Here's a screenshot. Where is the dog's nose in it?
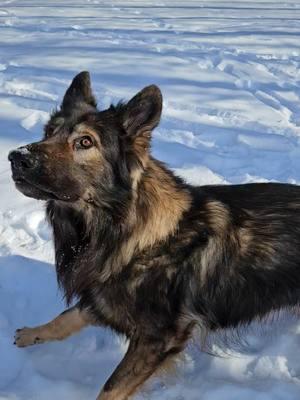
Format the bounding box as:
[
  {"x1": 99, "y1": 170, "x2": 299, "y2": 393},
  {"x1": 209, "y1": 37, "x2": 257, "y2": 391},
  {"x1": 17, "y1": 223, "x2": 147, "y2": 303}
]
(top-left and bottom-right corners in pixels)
[{"x1": 8, "y1": 147, "x2": 38, "y2": 170}]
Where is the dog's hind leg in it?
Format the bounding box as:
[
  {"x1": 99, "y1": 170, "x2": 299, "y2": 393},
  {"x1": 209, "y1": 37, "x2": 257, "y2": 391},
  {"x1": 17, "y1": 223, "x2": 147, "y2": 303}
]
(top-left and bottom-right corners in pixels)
[{"x1": 14, "y1": 305, "x2": 93, "y2": 348}]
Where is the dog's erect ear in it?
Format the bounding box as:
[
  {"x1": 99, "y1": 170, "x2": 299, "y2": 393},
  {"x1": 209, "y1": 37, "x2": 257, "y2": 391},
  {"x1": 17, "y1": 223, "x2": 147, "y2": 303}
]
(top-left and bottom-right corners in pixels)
[
  {"x1": 122, "y1": 85, "x2": 162, "y2": 139},
  {"x1": 61, "y1": 71, "x2": 97, "y2": 112}
]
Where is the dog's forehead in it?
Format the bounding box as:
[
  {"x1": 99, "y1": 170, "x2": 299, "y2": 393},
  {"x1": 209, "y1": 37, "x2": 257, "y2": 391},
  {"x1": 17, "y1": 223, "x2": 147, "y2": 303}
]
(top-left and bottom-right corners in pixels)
[
  {"x1": 48, "y1": 107, "x2": 96, "y2": 136},
  {"x1": 52, "y1": 116, "x2": 65, "y2": 131},
  {"x1": 45, "y1": 104, "x2": 119, "y2": 142},
  {"x1": 45, "y1": 116, "x2": 68, "y2": 138}
]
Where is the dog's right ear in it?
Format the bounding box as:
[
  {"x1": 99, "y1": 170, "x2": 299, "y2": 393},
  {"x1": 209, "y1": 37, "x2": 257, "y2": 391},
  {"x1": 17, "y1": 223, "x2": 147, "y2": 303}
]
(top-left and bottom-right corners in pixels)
[{"x1": 61, "y1": 71, "x2": 97, "y2": 113}]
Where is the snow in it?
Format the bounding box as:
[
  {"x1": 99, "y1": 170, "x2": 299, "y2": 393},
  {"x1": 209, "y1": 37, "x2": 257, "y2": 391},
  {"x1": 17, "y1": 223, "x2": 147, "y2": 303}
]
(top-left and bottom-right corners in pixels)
[{"x1": 1, "y1": 0, "x2": 300, "y2": 398}]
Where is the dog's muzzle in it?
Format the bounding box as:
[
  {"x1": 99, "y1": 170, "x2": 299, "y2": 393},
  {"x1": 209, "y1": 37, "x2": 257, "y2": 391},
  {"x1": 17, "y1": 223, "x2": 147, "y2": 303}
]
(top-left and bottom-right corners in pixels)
[{"x1": 8, "y1": 146, "x2": 39, "y2": 179}]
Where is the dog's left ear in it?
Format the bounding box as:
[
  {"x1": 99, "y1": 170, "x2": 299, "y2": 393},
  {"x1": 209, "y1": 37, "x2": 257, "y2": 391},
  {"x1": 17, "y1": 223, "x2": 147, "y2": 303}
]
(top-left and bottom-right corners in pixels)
[
  {"x1": 122, "y1": 85, "x2": 162, "y2": 140},
  {"x1": 61, "y1": 71, "x2": 97, "y2": 113}
]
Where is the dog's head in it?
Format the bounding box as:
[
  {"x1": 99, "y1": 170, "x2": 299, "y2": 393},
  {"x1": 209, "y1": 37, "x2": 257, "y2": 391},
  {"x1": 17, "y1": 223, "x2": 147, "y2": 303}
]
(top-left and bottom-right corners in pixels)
[{"x1": 8, "y1": 72, "x2": 162, "y2": 206}]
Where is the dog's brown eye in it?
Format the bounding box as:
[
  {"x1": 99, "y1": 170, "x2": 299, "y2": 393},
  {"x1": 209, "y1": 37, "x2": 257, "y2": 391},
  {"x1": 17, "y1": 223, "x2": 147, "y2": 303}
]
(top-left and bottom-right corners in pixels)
[{"x1": 75, "y1": 136, "x2": 94, "y2": 150}]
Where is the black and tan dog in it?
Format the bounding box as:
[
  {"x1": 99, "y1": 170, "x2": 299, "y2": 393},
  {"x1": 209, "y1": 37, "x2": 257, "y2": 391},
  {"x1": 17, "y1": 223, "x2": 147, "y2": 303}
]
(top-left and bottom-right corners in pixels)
[{"x1": 8, "y1": 71, "x2": 300, "y2": 399}]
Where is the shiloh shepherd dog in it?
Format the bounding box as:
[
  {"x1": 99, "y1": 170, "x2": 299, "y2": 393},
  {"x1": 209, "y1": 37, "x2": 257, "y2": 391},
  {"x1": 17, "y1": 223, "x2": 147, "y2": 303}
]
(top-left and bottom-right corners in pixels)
[{"x1": 9, "y1": 71, "x2": 300, "y2": 399}]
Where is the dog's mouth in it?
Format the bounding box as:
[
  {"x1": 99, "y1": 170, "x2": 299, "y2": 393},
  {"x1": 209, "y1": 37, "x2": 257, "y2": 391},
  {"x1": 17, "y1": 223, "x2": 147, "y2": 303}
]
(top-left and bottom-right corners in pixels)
[{"x1": 13, "y1": 176, "x2": 77, "y2": 202}]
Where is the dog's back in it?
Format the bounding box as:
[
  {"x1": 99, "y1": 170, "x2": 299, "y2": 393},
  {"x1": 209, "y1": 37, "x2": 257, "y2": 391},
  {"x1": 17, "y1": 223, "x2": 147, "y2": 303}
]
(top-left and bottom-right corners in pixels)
[{"x1": 186, "y1": 182, "x2": 300, "y2": 330}]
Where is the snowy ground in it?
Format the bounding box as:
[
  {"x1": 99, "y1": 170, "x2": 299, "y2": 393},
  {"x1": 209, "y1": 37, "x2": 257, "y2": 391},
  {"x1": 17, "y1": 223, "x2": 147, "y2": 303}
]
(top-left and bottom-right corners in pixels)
[{"x1": 1, "y1": 0, "x2": 300, "y2": 399}]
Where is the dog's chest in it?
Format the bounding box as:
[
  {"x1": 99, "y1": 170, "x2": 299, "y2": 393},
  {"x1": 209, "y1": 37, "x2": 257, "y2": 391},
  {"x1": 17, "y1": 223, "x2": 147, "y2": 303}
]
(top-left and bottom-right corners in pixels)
[{"x1": 83, "y1": 261, "x2": 185, "y2": 337}]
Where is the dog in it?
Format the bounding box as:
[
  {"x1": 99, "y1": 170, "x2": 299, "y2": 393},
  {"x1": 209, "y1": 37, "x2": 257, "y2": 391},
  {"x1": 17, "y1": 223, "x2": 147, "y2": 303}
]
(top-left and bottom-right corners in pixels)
[{"x1": 8, "y1": 71, "x2": 300, "y2": 399}]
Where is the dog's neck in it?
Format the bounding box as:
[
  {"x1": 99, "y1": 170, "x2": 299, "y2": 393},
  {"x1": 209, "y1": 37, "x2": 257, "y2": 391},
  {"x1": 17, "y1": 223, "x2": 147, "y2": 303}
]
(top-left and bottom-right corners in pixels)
[
  {"x1": 133, "y1": 158, "x2": 192, "y2": 250},
  {"x1": 95, "y1": 158, "x2": 192, "y2": 281},
  {"x1": 48, "y1": 158, "x2": 192, "y2": 299}
]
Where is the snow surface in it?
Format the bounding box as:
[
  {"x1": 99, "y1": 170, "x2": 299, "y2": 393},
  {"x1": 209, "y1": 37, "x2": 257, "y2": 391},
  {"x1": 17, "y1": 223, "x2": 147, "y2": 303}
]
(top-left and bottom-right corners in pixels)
[{"x1": 1, "y1": 0, "x2": 300, "y2": 399}]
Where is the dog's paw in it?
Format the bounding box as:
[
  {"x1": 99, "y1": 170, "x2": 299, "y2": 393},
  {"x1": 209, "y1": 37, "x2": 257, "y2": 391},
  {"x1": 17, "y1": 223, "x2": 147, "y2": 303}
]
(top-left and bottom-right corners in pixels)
[{"x1": 14, "y1": 327, "x2": 44, "y2": 348}]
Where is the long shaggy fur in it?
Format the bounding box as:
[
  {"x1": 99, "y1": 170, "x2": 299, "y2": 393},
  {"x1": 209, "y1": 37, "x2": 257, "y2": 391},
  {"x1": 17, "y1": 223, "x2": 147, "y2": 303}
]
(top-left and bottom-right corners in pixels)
[{"x1": 9, "y1": 71, "x2": 300, "y2": 399}]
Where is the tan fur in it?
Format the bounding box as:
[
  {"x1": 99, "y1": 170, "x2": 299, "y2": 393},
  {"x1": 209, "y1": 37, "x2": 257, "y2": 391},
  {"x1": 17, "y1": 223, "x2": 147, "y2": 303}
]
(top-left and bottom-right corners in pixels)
[
  {"x1": 255, "y1": 236, "x2": 277, "y2": 261},
  {"x1": 205, "y1": 200, "x2": 230, "y2": 233},
  {"x1": 199, "y1": 236, "x2": 224, "y2": 281},
  {"x1": 239, "y1": 212, "x2": 276, "y2": 261},
  {"x1": 129, "y1": 132, "x2": 151, "y2": 190},
  {"x1": 97, "y1": 389, "x2": 129, "y2": 400},
  {"x1": 100, "y1": 160, "x2": 192, "y2": 281},
  {"x1": 96, "y1": 341, "x2": 162, "y2": 400},
  {"x1": 237, "y1": 226, "x2": 253, "y2": 255},
  {"x1": 97, "y1": 353, "x2": 184, "y2": 400},
  {"x1": 188, "y1": 200, "x2": 230, "y2": 280},
  {"x1": 136, "y1": 161, "x2": 191, "y2": 250},
  {"x1": 130, "y1": 166, "x2": 144, "y2": 192},
  {"x1": 14, "y1": 306, "x2": 93, "y2": 347},
  {"x1": 198, "y1": 201, "x2": 257, "y2": 280},
  {"x1": 96, "y1": 328, "x2": 192, "y2": 400}
]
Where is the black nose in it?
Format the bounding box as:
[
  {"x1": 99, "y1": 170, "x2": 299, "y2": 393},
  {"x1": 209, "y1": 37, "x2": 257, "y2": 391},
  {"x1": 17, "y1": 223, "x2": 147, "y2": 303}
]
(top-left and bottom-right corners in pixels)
[{"x1": 8, "y1": 148, "x2": 38, "y2": 170}]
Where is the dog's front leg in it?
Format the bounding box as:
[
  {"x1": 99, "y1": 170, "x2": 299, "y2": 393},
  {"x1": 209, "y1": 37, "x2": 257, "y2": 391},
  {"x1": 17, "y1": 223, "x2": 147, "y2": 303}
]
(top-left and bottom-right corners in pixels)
[
  {"x1": 97, "y1": 334, "x2": 187, "y2": 400},
  {"x1": 14, "y1": 304, "x2": 93, "y2": 347}
]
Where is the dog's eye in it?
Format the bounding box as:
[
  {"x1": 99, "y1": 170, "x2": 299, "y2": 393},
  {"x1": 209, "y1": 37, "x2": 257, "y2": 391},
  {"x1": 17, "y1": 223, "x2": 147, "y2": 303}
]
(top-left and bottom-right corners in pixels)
[{"x1": 75, "y1": 136, "x2": 94, "y2": 150}]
